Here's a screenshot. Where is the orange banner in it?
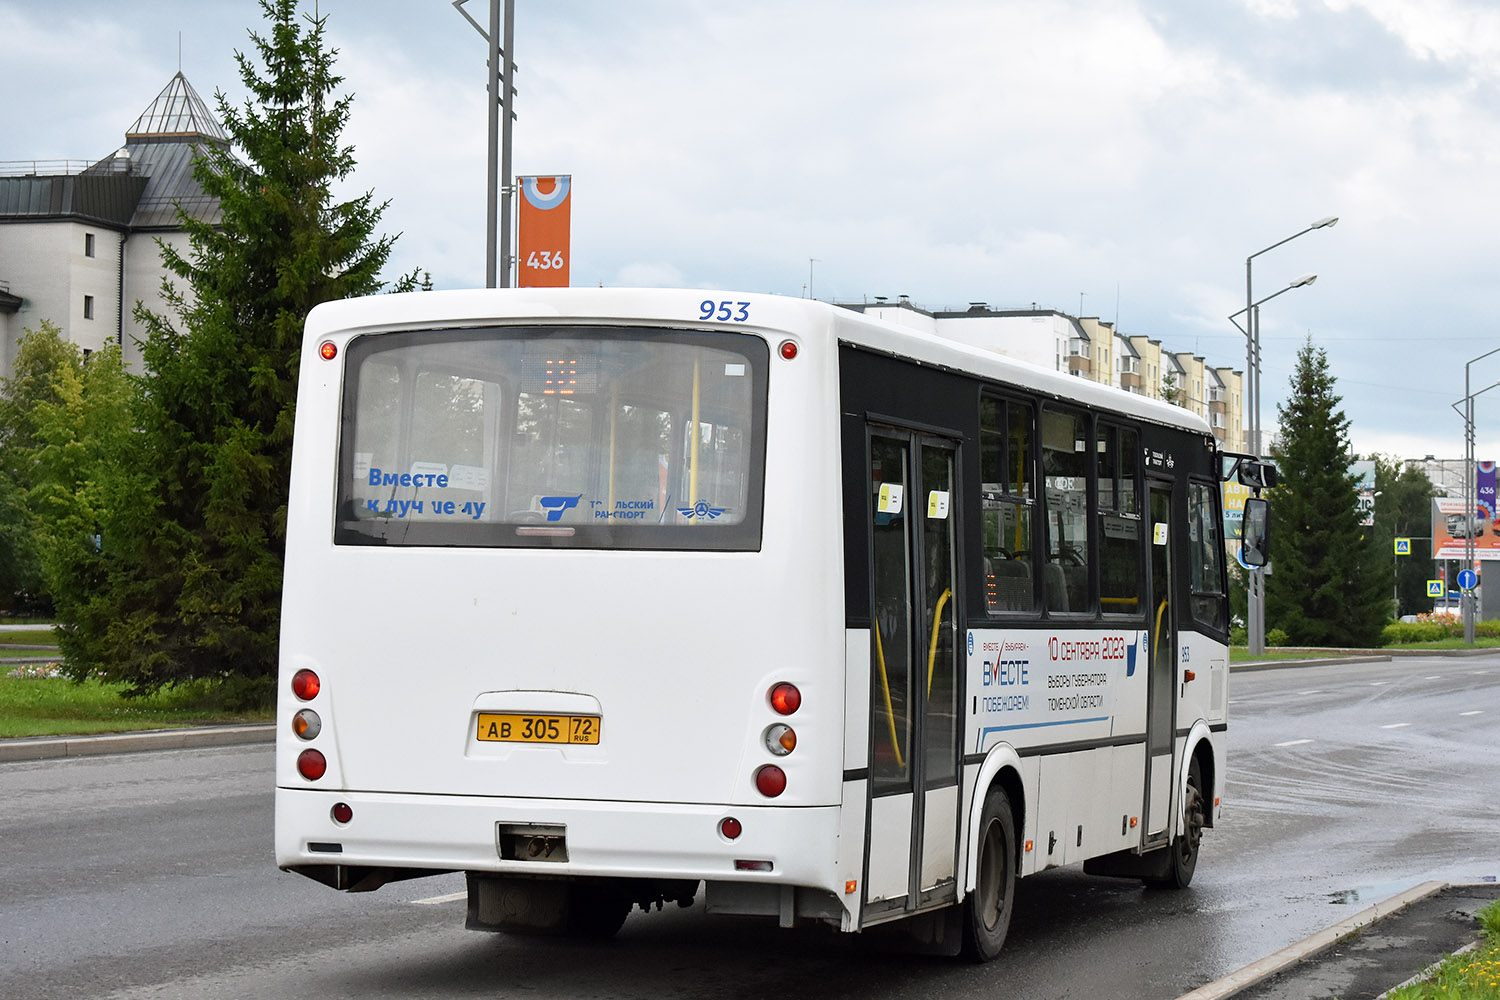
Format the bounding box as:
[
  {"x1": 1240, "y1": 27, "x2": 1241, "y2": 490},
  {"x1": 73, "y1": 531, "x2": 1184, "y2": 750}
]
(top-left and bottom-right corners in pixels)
[{"x1": 517, "y1": 175, "x2": 571, "y2": 287}]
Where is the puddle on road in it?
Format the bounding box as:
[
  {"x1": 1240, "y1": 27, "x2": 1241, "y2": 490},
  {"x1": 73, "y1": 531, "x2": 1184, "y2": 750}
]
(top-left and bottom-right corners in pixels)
[{"x1": 1326, "y1": 879, "x2": 1418, "y2": 905}]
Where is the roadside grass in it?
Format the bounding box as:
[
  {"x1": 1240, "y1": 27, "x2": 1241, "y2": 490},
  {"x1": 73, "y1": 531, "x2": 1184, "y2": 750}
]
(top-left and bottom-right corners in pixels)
[
  {"x1": 0, "y1": 676, "x2": 272, "y2": 739},
  {"x1": 0, "y1": 629, "x2": 59, "y2": 645},
  {"x1": 1383, "y1": 899, "x2": 1500, "y2": 999}
]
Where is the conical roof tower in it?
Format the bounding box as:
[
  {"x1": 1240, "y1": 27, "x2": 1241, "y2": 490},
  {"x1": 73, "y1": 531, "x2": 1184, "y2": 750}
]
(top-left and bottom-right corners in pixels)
[{"x1": 84, "y1": 71, "x2": 229, "y2": 228}]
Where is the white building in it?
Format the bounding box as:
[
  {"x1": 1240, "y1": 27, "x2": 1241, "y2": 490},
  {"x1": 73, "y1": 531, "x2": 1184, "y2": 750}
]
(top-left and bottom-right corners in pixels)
[{"x1": 0, "y1": 72, "x2": 225, "y2": 375}]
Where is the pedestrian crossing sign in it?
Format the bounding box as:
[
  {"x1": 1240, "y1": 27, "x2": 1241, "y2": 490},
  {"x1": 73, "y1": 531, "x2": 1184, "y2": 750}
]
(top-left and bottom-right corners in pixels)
[
  {"x1": 1394, "y1": 537, "x2": 1411, "y2": 555},
  {"x1": 1427, "y1": 579, "x2": 1444, "y2": 598}
]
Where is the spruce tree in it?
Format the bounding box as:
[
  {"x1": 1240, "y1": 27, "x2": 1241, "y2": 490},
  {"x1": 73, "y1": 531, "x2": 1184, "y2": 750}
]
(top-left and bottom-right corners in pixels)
[
  {"x1": 60, "y1": 0, "x2": 414, "y2": 697},
  {"x1": 1265, "y1": 339, "x2": 1388, "y2": 646}
]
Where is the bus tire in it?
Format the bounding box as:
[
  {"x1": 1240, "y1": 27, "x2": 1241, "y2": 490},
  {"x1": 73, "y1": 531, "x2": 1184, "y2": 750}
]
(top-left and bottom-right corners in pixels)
[
  {"x1": 565, "y1": 883, "x2": 631, "y2": 939},
  {"x1": 962, "y1": 788, "x2": 1016, "y2": 962},
  {"x1": 1153, "y1": 757, "x2": 1205, "y2": 890}
]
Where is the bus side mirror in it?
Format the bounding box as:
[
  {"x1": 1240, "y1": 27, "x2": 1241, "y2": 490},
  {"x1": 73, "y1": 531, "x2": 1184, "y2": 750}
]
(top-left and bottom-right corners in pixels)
[
  {"x1": 1241, "y1": 497, "x2": 1270, "y2": 568},
  {"x1": 1237, "y1": 461, "x2": 1278, "y2": 491}
]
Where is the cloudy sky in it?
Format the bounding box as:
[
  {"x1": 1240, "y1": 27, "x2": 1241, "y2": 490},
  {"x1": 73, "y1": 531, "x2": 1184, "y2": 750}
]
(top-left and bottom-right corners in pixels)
[{"x1": 5, "y1": 0, "x2": 1500, "y2": 462}]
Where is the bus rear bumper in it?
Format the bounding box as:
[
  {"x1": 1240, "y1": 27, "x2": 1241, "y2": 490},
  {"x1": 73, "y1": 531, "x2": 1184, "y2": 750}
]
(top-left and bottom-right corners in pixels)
[{"x1": 274, "y1": 786, "x2": 847, "y2": 893}]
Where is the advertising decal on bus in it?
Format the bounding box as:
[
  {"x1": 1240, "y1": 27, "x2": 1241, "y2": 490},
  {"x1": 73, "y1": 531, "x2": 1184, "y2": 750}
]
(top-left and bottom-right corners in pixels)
[{"x1": 969, "y1": 629, "x2": 1147, "y2": 754}]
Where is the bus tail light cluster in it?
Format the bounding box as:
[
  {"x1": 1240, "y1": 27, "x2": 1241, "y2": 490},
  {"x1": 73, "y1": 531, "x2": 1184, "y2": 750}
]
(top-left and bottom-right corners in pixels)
[
  {"x1": 291, "y1": 668, "x2": 327, "y2": 782},
  {"x1": 754, "y1": 682, "x2": 801, "y2": 798}
]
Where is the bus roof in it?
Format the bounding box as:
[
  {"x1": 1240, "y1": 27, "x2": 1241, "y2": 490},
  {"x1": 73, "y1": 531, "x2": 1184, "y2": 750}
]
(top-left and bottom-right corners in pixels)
[{"x1": 305, "y1": 287, "x2": 1215, "y2": 439}]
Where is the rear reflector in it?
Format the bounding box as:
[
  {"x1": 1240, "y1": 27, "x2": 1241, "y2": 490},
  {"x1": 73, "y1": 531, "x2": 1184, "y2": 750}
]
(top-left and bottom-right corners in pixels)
[
  {"x1": 734, "y1": 860, "x2": 773, "y2": 872},
  {"x1": 331, "y1": 802, "x2": 353, "y2": 824},
  {"x1": 719, "y1": 817, "x2": 742, "y2": 840}
]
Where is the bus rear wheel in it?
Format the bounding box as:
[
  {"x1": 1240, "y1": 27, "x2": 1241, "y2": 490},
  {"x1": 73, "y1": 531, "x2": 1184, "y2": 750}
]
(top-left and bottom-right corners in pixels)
[{"x1": 962, "y1": 788, "x2": 1016, "y2": 962}]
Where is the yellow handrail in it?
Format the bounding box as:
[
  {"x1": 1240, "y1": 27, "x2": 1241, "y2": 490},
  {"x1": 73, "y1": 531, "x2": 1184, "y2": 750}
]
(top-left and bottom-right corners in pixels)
[
  {"x1": 1152, "y1": 598, "x2": 1170, "y2": 666},
  {"x1": 926, "y1": 587, "x2": 952, "y2": 698},
  {"x1": 872, "y1": 623, "x2": 905, "y2": 769}
]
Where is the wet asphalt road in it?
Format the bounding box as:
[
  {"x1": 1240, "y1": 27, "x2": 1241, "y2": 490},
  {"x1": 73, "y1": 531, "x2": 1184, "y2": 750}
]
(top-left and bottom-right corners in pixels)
[{"x1": 1, "y1": 653, "x2": 1496, "y2": 999}]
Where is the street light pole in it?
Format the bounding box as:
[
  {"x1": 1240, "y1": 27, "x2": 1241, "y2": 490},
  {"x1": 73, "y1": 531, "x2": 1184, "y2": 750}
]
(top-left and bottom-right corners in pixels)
[
  {"x1": 454, "y1": 0, "x2": 517, "y2": 288},
  {"x1": 1452, "y1": 349, "x2": 1500, "y2": 644},
  {"x1": 1238, "y1": 217, "x2": 1337, "y2": 656}
]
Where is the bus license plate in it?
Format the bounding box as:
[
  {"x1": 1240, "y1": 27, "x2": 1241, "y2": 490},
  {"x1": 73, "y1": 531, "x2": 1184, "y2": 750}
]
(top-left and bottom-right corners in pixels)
[{"x1": 475, "y1": 713, "x2": 600, "y2": 745}]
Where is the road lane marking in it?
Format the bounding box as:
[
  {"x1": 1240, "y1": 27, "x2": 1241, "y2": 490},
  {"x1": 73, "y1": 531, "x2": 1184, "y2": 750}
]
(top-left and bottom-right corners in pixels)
[
  {"x1": 413, "y1": 891, "x2": 468, "y2": 905},
  {"x1": 1274, "y1": 739, "x2": 1314, "y2": 747},
  {"x1": 1370, "y1": 681, "x2": 1390, "y2": 686},
  {"x1": 1297, "y1": 690, "x2": 1324, "y2": 695},
  {"x1": 1425, "y1": 675, "x2": 1443, "y2": 680},
  {"x1": 1461, "y1": 710, "x2": 1484, "y2": 717},
  {"x1": 1380, "y1": 723, "x2": 1410, "y2": 729}
]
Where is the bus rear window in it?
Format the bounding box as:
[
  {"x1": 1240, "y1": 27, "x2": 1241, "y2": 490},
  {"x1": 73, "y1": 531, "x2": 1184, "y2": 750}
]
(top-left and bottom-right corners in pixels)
[{"x1": 336, "y1": 326, "x2": 768, "y2": 550}]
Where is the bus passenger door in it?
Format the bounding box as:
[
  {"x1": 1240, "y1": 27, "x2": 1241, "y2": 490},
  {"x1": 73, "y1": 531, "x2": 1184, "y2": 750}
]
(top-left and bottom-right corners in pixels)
[
  {"x1": 865, "y1": 430, "x2": 962, "y2": 917},
  {"x1": 1144, "y1": 481, "x2": 1177, "y2": 845}
]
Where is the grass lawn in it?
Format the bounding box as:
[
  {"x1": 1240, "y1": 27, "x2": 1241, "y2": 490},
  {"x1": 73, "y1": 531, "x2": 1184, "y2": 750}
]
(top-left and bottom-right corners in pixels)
[
  {"x1": 0, "y1": 629, "x2": 59, "y2": 645},
  {"x1": 0, "y1": 676, "x2": 272, "y2": 739}
]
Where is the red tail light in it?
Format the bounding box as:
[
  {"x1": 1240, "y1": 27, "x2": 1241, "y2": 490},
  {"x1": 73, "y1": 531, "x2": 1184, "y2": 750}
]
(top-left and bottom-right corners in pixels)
[
  {"x1": 297, "y1": 749, "x2": 327, "y2": 781},
  {"x1": 719, "y1": 817, "x2": 742, "y2": 840},
  {"x1": 755, "y1": 764, "x2": 787, "y2": 797},
  {"x1": 331, "y1": 802, "x2": 353, "y2": 824},
  {"x1": 769, "y1": 682, "x2": 801, "y2": 715},
  {"x1": 292, "y1": 669, "x2": 320, "y2": 700}
]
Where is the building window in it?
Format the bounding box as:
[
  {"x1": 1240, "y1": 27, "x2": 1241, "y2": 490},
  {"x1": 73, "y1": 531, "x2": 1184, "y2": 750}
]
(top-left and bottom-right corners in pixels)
[
  {"x1": 84, "y1": 295, "x2": 95, "y2": 320},
  {"x1": 85, "y1": 233, "x2": 96, "y2": 257}
]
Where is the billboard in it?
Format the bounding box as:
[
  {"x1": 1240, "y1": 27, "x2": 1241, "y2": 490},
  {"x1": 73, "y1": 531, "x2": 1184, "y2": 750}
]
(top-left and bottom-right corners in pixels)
[
  {"x1": 516, "y1": 175, "x2": 571, "y2": 288},
  {"x1": 1221, "y1": 481, "x2": 1253, "y2": 540},
  {"x1": 1431, "y1": 495, "x2": 1500, "y2": 560}
]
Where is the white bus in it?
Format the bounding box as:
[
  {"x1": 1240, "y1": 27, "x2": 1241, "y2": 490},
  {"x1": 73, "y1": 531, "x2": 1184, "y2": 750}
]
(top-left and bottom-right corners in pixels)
[{"x1": 275, "y1": 288, "x2": 1238, "y2": 959}]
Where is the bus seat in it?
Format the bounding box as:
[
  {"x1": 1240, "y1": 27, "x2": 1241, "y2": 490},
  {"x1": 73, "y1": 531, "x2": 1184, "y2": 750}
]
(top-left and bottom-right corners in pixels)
[{"x1": 1043, "y1": 563, "x2": 1069, "y2": 613}]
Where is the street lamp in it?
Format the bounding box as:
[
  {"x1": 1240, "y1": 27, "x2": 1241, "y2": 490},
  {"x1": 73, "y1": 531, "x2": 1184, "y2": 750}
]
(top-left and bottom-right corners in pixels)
[
  {"x1": 1451, "y1": 352, "x2": 1500, "y2": 644},
  {"x1": 1235, "y1": 216, "x2": 1337, "y2": 657}
]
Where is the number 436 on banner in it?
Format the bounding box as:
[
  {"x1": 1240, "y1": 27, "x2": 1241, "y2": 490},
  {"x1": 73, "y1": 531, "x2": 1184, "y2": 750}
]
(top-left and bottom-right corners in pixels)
[{"x1": 517, "y1": 175, "x2": 571, "y2": 288}]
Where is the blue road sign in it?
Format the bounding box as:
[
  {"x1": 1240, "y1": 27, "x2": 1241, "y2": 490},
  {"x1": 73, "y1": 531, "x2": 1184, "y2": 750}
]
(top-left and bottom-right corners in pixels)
[{"x1": 1459, "y1": 569, "x2": 1479, "y2": 591}]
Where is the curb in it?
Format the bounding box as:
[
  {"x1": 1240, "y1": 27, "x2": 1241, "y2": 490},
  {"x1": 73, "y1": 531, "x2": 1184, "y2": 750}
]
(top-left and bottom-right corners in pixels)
[
  {"x1": 0, "y1": 724, "x2": 275, "y2": 763},
  {"x1": 1231, "y1": 655, "x2": 1391, "y2": 672},
  {"x1": 1172, "y1": 880, "x2": 1449, "y2": 1000}
]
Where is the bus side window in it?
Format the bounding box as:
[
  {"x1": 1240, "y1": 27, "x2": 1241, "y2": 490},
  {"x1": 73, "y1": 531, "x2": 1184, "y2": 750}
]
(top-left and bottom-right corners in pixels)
[
  {"x1": 980, "y1": 396, "x2": 1035, "y2": 614},
  {"x1": 1098, "y1": 424, "x2": 1143, "y2": 616},
  {"x1": 1188, "y1": 481, "x2": 1227, "y2": 631},
  {"x1": 1041, "y1": 408, "x2": 1091, "y2": 614}
]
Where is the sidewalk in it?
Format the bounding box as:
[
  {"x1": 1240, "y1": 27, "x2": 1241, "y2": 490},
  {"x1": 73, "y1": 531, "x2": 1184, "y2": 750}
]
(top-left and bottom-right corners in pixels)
[{"x1": 1178, "y1": 881, "x2": 1500, "y2": 1000}]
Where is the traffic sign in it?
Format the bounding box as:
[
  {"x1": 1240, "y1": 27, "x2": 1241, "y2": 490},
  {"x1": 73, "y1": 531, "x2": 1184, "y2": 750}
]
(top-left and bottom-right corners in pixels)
[
  {"x1": 1427, "y1": 579, "x2": 1445, "y2": 598},
  {"x1": 1459, "y1": 569, "x2": 1479, "y2": 591},
  {"x1": 1394, "y1": 537, "x2": 1411, "y2": 556}
]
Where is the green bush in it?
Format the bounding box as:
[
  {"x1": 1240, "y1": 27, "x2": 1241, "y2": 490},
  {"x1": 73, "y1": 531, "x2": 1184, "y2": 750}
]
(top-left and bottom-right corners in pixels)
[
  {"x1": 1381, "y1": 617, "x2": 1500, "y2": 645},
  {"x1": 1230, "y1": 625, "x2": 1247, "y2": 646},
  {"x1": 1266, "y1": 627, "x2": 1289, "y2": 647}
]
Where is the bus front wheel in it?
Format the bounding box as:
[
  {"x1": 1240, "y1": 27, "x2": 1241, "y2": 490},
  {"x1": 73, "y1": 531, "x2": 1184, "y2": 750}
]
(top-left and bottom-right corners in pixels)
[
  {"x1": 1152, "y1": 757, "x2": 1205, "y2": 890},
  {"x1": 962, "y1": 788, "x2": 1016, "y2": 962}
]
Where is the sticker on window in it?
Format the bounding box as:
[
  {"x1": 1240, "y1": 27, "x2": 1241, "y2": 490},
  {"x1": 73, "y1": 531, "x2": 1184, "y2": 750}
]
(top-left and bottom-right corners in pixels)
[
  {"x1": 449, "y1": 464, "x2": 488, "y2": 491},
  {"x1": 1153, "y1": 522, "x2": 1169, "y2": 545},
  {"x1": 927, "y1": 490, "x2": 950, "y2": 519},
  {"x1": 877, "y1": 483, "x2": 904, "y2": 515}
]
